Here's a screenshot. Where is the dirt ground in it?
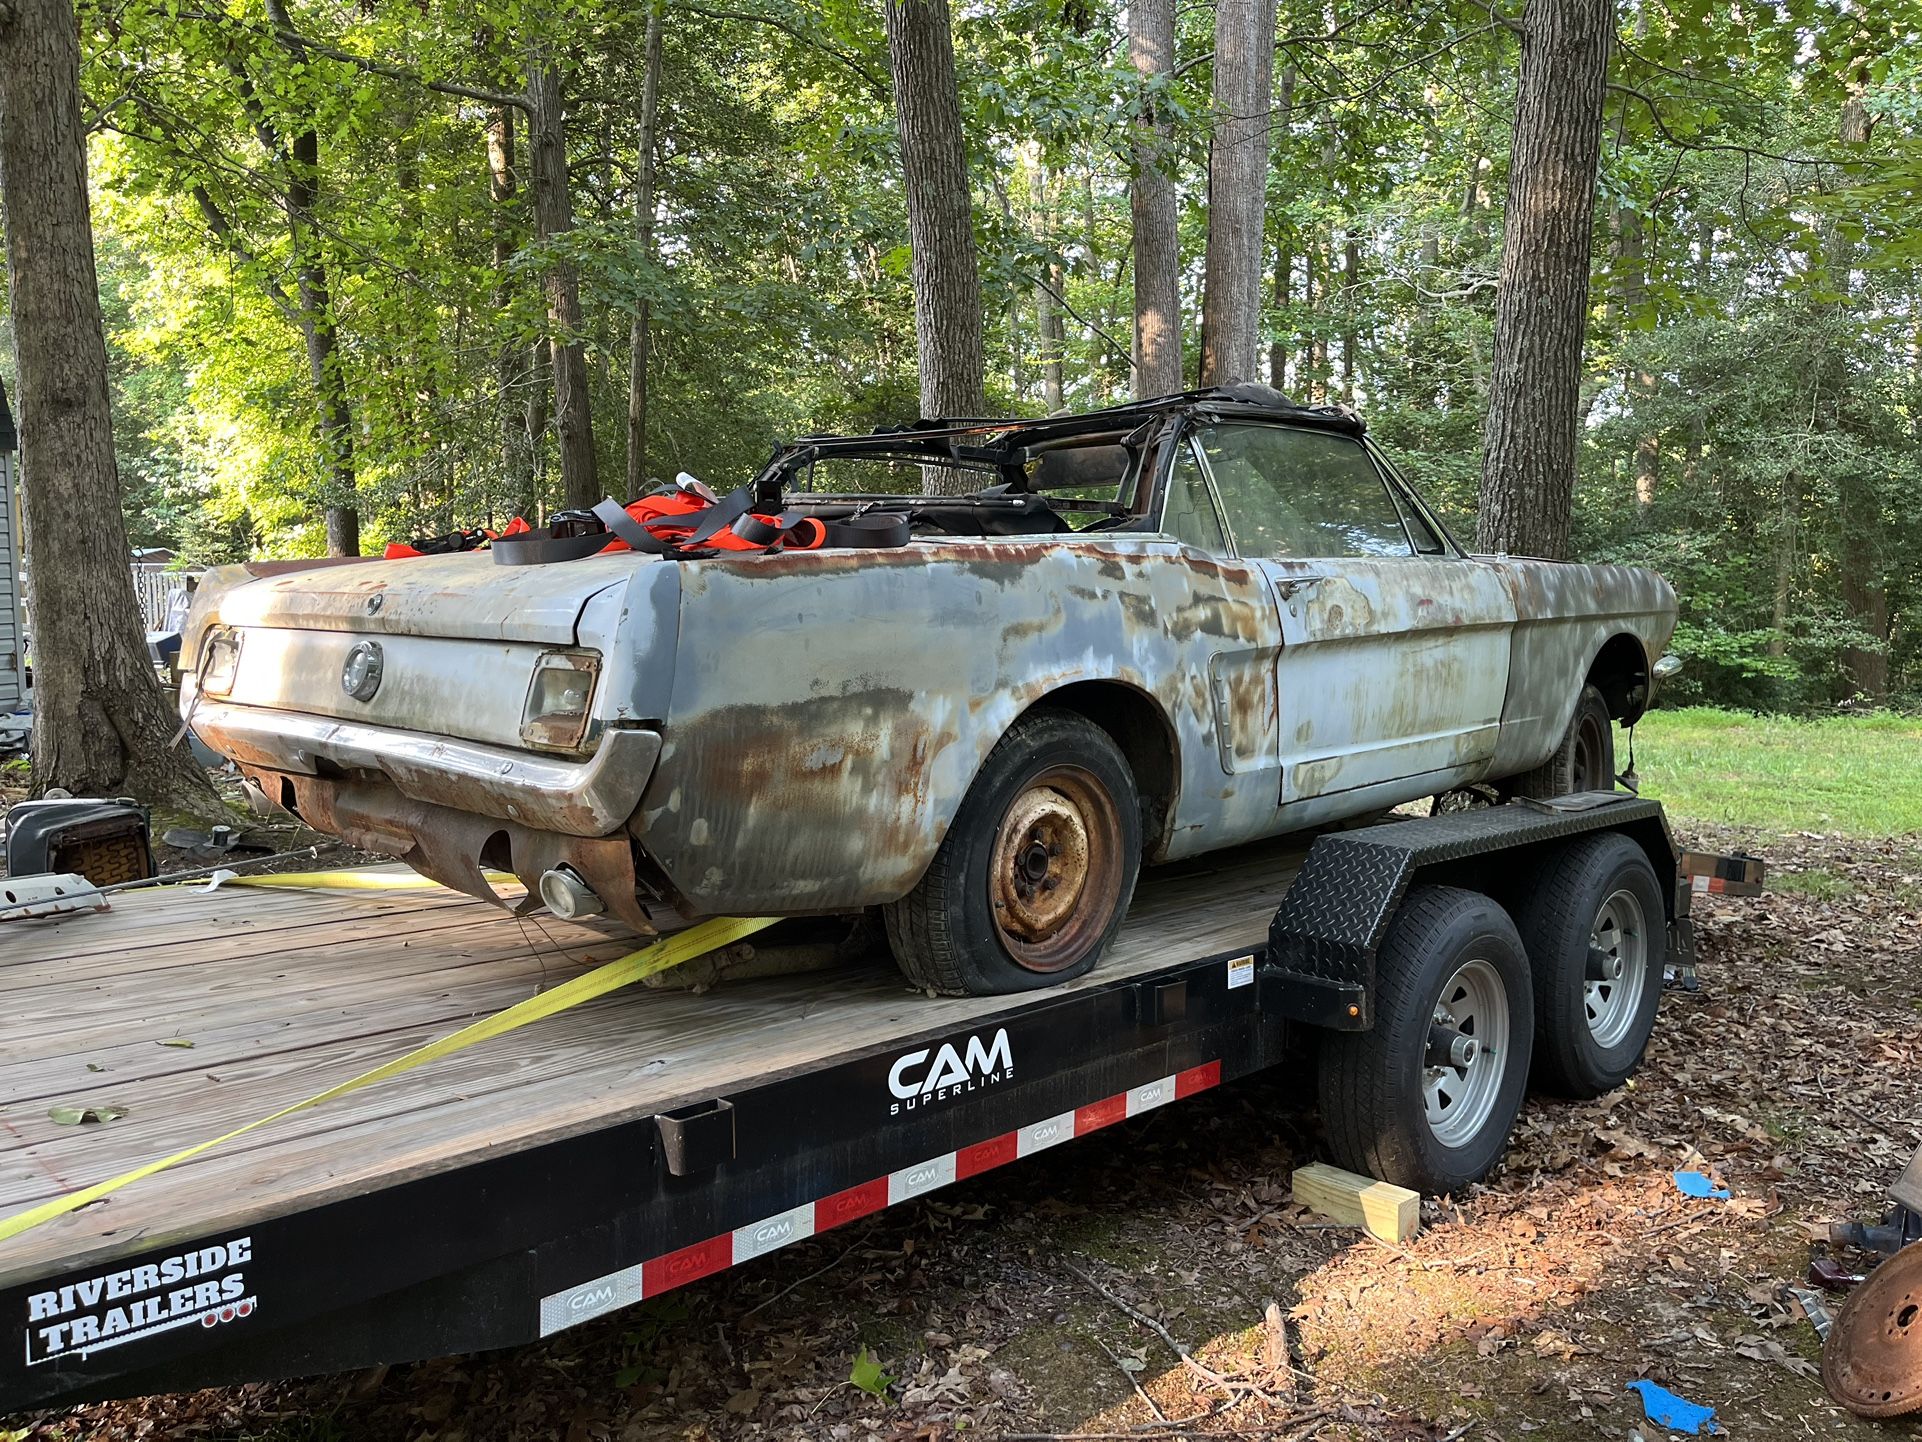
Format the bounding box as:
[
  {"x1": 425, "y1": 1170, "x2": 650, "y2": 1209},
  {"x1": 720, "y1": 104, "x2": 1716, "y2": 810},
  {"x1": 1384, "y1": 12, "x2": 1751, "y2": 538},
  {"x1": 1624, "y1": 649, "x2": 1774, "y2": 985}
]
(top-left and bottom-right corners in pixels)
[{"x1": 8, "y1": 823, "x2": 1922, "y2": 1442}]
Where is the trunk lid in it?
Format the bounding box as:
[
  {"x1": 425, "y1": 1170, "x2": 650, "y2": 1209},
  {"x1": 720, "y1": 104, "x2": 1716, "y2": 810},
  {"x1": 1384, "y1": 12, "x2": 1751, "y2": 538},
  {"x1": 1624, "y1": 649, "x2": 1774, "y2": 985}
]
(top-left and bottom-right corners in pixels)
[{"x1": 212, "y1": 550, "x2": 655, "y2": 645}]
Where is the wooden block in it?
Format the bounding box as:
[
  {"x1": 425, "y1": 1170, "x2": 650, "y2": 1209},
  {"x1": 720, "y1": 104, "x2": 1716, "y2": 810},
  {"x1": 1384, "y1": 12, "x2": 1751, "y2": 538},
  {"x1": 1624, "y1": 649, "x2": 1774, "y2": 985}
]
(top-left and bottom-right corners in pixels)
[{"x1": 1291, "y1": 1162, "x2": 1421, "y2": 1244}]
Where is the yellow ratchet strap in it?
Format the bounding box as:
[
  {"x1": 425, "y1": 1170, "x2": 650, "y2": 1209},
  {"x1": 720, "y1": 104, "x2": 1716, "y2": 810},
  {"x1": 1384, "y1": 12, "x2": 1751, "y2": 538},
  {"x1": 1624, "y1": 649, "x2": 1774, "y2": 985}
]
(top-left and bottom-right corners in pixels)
[
  {"x1": 0, "y1": 913, "x2": 779, "y2": 1243},
  {"x1": 207, "y1": 868, "x2": 520, "y2": 891}
]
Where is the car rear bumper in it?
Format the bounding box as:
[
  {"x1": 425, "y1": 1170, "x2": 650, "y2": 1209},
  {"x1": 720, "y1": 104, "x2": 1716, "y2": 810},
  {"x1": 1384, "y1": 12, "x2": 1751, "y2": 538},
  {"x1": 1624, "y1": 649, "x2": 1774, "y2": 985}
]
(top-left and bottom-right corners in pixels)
[{"x1": 191, "y1": 701, "x2": 662, "y2": 838}]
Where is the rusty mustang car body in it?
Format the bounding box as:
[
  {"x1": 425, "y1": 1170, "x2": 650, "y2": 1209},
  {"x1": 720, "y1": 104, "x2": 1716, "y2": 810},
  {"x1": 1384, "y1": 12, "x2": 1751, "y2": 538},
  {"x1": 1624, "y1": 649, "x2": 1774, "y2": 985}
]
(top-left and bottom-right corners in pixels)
[{"x1": 180, "y1": 386, "x2": 1678, "y2": 994}]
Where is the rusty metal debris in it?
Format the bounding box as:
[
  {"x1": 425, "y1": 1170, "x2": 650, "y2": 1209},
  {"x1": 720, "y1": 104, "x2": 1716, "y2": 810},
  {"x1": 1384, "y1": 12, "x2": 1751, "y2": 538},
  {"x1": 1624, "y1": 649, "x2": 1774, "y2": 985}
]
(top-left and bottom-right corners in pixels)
[{"x1": 1822, "y1": 1240, "x2": 1922, "y2": 1418}]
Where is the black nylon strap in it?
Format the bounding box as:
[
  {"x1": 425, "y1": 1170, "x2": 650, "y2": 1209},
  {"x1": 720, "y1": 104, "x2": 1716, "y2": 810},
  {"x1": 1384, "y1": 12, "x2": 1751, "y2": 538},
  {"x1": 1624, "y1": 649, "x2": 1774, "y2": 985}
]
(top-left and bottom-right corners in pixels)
[
  {"x1": 684, "y1": 484, "x2": 758, "y2": 545},
  {"x1": 823, "y1": 512, "x2": 910, "y2": 548},
  {"x1": 491, "y1": 530, "x2": 617, "y2": 566},
  {"x1": 592, "y1": 497, "x2": 676, "y2": 554},
  {"x1": 729, "y1": 509, "x2": 805, "y2": 547}
]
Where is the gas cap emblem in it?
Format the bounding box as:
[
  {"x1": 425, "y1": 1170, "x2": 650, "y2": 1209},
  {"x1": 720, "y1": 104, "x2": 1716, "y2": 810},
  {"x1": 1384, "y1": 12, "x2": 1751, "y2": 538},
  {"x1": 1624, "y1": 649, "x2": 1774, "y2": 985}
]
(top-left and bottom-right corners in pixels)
[{"x1": 342, "y1": 640, "x2": 384, "y2": 701}]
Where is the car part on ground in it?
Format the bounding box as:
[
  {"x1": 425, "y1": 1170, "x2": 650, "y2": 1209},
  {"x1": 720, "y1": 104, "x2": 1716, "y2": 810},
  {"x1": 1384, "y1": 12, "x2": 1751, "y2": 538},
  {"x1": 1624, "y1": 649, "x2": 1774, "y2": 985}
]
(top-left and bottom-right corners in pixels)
[
  {"x1": 0, "y1": 872, "x2": 107, "y2": 920},
  {"x1": 1823, "y1": 1240, "x2": 1922, "y2": 1418},
  {"x1": 1316, "y1": 885, "x2": 1535, "y2": 1195},
  {"x1": 883, "y1": 707, "x2": 1142, "y2": 994},
  {"x1": 1513, "y1": 830, "x2": 1667, "y2": 1097},
  {"x1": 3, "y1": 797, "x2": 153, "y2": 887}
]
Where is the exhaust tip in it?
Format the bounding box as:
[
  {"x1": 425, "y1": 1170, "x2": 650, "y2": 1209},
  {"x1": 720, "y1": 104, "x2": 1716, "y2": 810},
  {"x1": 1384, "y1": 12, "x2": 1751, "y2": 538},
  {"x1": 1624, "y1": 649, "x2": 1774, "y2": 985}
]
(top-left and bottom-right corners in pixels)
[{"x1": 539, "y1": 865, "x2": 606, "y2": 920}]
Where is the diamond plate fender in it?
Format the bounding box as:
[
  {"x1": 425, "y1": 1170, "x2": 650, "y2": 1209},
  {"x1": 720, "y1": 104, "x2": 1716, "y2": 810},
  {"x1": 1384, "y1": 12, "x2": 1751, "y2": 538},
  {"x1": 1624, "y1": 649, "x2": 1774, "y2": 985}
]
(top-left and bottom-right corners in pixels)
[{"x1": 1262, "y1": 793, "x2": 1680, "y2": 1030}]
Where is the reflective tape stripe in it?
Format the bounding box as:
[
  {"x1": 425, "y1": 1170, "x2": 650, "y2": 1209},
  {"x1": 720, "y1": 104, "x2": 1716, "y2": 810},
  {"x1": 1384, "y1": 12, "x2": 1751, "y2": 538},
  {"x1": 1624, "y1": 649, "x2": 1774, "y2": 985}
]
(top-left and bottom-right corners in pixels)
[
  {"x1": 539, "y1": 1264, "x2": 644, "y2": 1338},
  {"x1": 732, "y1": 1203, "x2": 816, "y2": 1264},
  {"x1": 537, "y1": 1058, "x2": 1227, "y2": 1334}
]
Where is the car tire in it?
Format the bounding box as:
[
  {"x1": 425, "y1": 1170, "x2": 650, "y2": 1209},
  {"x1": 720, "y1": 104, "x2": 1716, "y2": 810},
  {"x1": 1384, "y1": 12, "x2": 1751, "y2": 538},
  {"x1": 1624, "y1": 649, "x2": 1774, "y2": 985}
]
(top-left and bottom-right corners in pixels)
[
  {"x1": 1508, "y1": 682, "x2": 1614, "y2": 798},
  {"x1": 1513, "y1": 832, "x2": 1666, "y2": 1098},
  {"x1": 883, "y1": 707, "x2": 1142, "y2": 996},
  {"x1": 1317, "y1": 886, "x2": 1534, "y2": 1195}
]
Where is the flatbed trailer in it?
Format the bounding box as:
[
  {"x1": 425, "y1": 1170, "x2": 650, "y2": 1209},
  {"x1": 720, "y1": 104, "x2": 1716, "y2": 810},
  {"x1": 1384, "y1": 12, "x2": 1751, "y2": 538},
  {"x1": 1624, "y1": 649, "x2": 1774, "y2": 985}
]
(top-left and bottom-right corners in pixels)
[{"x1": 0, "y1": 793, "x2": 1689, "y2": 1414}]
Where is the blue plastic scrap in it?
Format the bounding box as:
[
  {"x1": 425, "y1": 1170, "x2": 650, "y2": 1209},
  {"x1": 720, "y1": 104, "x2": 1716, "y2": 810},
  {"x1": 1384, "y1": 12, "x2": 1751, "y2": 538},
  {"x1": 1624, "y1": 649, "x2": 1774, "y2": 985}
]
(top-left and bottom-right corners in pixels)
[
  {"x1": 1673, "y1": 1169, "x2": 1730, "y2": 1200},
  {"x1": 1627, "y1": 1379, "x2": 1724, "y2": 1435}
]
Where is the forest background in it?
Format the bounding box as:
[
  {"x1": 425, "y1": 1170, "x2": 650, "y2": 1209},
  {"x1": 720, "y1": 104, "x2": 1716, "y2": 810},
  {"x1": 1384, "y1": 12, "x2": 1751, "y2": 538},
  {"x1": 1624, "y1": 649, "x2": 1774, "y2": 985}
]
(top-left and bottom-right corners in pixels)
[{"x1": 10, "y1": 0, "x2": 1921, "y2": 713}]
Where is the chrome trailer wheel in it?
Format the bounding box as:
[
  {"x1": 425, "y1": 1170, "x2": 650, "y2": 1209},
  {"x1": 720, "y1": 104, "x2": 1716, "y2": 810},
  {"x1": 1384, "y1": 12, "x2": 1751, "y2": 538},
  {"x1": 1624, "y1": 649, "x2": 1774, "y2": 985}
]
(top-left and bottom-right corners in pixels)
[
  {"x1": 1423, "y1": 957, "x2": 1515, "y2": 1150},
  {"x1": 1514, "y1": 832, "x2": 1667, "y2": 1098},
  {"x1": 1319, "y1": 886, "x2": 1534, "y2": 1195}
]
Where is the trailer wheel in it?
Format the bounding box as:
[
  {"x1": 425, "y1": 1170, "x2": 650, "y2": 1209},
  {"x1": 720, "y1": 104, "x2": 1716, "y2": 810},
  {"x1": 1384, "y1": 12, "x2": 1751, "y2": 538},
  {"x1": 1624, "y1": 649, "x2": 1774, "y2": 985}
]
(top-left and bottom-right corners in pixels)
[
  {"x1": 1509, "y1": 683, "x2": 1614, "y2": 798},
  {"x1": 884, "y1": 707, "x2": 1141, "y2": 996},
  {"x1": 1317, "y1": 886, "x2": 1533, "y2": 1195},
  {"x1": 1513, "y1": 832, "x2": 1666, "y2": 1098}
]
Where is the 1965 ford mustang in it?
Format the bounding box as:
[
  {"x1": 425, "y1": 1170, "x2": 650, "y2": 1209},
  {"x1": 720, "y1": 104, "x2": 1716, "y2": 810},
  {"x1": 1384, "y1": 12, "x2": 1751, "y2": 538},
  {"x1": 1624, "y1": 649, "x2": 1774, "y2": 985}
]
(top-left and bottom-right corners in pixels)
[{"x1": 180, "y1": 385, "x2": 1677, "y2": 994}]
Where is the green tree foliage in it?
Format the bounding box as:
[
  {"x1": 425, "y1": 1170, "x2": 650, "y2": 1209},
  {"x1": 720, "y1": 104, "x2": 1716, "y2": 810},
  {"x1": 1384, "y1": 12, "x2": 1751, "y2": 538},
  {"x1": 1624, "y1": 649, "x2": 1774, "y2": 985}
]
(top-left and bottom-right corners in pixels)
[{"x1": 17, "y1": 0, "x2": 1922, "y2": 706}]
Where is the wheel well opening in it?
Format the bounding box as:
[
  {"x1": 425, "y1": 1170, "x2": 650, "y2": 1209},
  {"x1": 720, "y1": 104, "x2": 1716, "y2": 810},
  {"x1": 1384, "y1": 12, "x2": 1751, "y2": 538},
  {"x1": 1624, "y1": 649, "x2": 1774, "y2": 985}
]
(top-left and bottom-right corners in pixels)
[
  {"x1": 1586, "y1": 633, "x2": 1652, "y2": 724},
  {"x1": 1029, "y1": 681, "x2": 1178, "y2": 856}
]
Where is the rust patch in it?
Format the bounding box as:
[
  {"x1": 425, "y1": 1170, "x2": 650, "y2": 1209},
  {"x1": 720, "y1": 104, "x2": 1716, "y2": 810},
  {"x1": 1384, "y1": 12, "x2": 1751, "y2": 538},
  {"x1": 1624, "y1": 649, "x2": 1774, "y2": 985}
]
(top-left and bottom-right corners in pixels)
[{"x1": 245, "y1": 765, "x2": 655, "y2": 933}]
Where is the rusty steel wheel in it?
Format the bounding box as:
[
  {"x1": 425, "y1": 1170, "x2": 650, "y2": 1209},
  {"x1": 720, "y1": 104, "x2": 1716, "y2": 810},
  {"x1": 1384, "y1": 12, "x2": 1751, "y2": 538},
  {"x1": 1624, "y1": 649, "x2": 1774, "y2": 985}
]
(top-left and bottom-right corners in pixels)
[
  {"x1": 1570, "y1": 703, "x2": 1610, "y2": 794},
  {"x1": 884, "y1": 707, "x2": 1143, "y2": 996},
  {"x1": 1824, "y1": 1241, "x2": 1922, "y2": 1419},
  {"x1": 987, "y1": 766, "x2": 1126, "y2": 974}
]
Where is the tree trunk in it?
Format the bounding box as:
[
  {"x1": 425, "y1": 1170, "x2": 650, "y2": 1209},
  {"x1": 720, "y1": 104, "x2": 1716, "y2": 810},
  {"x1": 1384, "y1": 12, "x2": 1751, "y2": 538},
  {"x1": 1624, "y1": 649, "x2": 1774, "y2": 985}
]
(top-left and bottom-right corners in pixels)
[
  {"x1": 289, "y1": 135, "x2": 359, "y2": 557},
  {"x1": 1476, "y1": 0, "x2": 1613, "y2": 560},
  {"x1": 1035, "y1": 167, "x2": 1065, "y2": 411},
  {"x1": 1340, "y1": 231, "x2": 1359, "y2": 403},
  {"x1": 1079, "y1": 160, "x2": 1108, "y2": 403},
  {"x1": 1304, "y1": 239, "x2": 1324, "y2": 402},
  {"x1": 1766, "y1": 472, "x2": 1797, "y2": 660},
  {"x1": 265, "y1": 0, "x2": 360, "y2": 555},
  {"x1": 1269, "y1": 236, "x2": 1290, "y2": 391},
  {"x1": 0, "y1": 0, "x2": 220, "y2": 816},
  {"x1": 1266, "y1": 65, "x2": 1297, "y2": 393},
  {"x1": 487, "y1": 105, "x2": 537, "y2": 520},
  {"x1": 1826, "y1": 95, "x2": 1888, "y2": 701},
  {"x1": 1198, "y1": 0, "x2": 1277, "y2": 386},
  {"x1": 1037, "y1": 268, "x2": 1065, "y2": 410},
  {"x1": 1128, "y1": 0, "x2": 1182, "y2": 397},
  {"x1": 886, "y1": 0, "x2": 986, "y2": 439},
  {"x1": 626, "y1": 4, "x2": 665, "y2": 496},
  {"x1": 1613, "y1": 201, "x2": 1658, "y2": 511},
  {"x1": 526, "y1": 49, "x2": 599, "y2": 510}
]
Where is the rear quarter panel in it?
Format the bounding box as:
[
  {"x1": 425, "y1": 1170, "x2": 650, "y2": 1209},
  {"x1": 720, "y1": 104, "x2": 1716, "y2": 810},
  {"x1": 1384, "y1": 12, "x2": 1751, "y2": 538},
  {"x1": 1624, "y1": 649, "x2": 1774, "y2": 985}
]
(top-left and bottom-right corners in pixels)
[
  {"x1": 635, "y1": 537, "x2": 1284, "y2": 912},
  {"x1": 1486, "y1": 560, "x2": 1678, "y2": 777}
]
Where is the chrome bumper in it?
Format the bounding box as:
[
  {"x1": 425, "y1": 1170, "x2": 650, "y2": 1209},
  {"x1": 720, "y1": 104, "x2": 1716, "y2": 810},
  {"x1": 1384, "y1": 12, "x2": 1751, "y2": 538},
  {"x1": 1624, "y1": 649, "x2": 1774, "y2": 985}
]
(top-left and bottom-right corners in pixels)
[{"x1": 190, "y1": 701, "x2": 661, "y2": 838}]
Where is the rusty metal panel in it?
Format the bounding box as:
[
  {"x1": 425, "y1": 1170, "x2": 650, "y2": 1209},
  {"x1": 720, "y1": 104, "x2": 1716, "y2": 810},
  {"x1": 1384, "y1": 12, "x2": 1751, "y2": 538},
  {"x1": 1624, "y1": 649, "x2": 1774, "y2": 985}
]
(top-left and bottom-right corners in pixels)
[
  {"x1": 215, "y1": 627, "x2": 546, "y2": 749},
  {"x1": 633, "y1": 537, "x2": 1288, "y2": 912},
  {"x1": 1261, "y1": 557, "x2": 1515, "y2": 804},
  {"x1": 213, "y1": 549, "x2": 650, "y2": 644},
  {"x1": 1487, "y1": 560, "x2": 1677, "y2": 776}
]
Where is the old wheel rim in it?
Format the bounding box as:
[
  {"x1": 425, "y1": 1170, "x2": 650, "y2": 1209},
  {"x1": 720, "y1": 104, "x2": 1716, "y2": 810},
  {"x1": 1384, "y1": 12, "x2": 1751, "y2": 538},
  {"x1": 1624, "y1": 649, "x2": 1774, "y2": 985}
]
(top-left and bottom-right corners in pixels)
[
  {"x1": 1823, "y1": 1241, "x2": 1922, "y2": 1417},
  {"x1": 1571, "y1": 711, "x2": 1608, "y2": 792},
  {"x1": 1423, "y1": 958, "x2": 1511, "y2": 1151},
  {"x1": 988, "y1": 765, "x2": 1122, "y2": 973},
  {"x1": 1586, "y1": 888, "x2": 1648, "y2": 1049}
]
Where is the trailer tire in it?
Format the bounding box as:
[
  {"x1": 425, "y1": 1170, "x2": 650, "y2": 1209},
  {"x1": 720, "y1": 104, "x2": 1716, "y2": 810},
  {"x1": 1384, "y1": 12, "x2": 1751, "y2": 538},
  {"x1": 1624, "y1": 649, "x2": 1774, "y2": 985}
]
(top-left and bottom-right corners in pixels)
[
  {"x1": 1509, "y1": 683, "x2": 1614, "y2": 798},
  {"x1": 884, "y1": 707, "x2": 1142, "y2": 996},
  {"x1": 1317, "y1": 886, "x2": 1533, "y2": 1195},
  {"x1": 1514, "y1": 832, "x2": 1666, "y2": 1098}
]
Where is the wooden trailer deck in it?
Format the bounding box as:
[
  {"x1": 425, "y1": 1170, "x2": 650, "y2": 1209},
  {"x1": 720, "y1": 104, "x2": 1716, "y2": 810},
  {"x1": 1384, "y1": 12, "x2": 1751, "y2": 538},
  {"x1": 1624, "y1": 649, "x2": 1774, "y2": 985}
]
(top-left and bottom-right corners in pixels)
[{"x1": 0, "y1": 841, "x2": 1303, "y2": 1290}]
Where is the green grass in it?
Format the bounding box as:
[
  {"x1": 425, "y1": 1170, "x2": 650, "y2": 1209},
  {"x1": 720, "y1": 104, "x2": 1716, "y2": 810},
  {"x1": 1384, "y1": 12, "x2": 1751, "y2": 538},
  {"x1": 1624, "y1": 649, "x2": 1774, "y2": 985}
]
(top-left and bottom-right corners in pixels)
[
  {"x1": 1767, "y1": 867, "x2": 1856, "y2": 900},
  {"x1": 1633, "y1": 707, "x2": 1922, "y2": 836}
]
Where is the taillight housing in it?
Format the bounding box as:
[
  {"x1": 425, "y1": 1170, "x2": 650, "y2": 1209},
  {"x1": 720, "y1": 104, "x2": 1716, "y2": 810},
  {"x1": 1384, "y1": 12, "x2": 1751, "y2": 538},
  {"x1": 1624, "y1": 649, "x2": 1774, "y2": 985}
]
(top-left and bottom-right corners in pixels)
[
  {"x1": 199, "y1": 626, "x2": 242, "y2": 697},
  {"x1": 520, "y1": 651, "x2": 602, "y2": 752}
]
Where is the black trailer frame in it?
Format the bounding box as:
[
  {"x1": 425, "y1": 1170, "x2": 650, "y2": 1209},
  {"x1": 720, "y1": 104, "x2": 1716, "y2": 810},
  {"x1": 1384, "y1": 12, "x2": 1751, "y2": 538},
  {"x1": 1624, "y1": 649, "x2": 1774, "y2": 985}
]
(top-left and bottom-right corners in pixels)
[{"x1": 1, "y1": 793, "x2": 1685, "y2": 1414}]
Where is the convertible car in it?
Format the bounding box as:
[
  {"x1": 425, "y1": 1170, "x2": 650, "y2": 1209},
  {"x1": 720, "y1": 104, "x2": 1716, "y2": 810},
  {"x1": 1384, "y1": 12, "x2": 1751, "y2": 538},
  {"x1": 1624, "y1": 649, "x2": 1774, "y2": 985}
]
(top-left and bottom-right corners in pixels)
[{"x1": 179, "y1": 385, "x2": 1678, "y2": 994}]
